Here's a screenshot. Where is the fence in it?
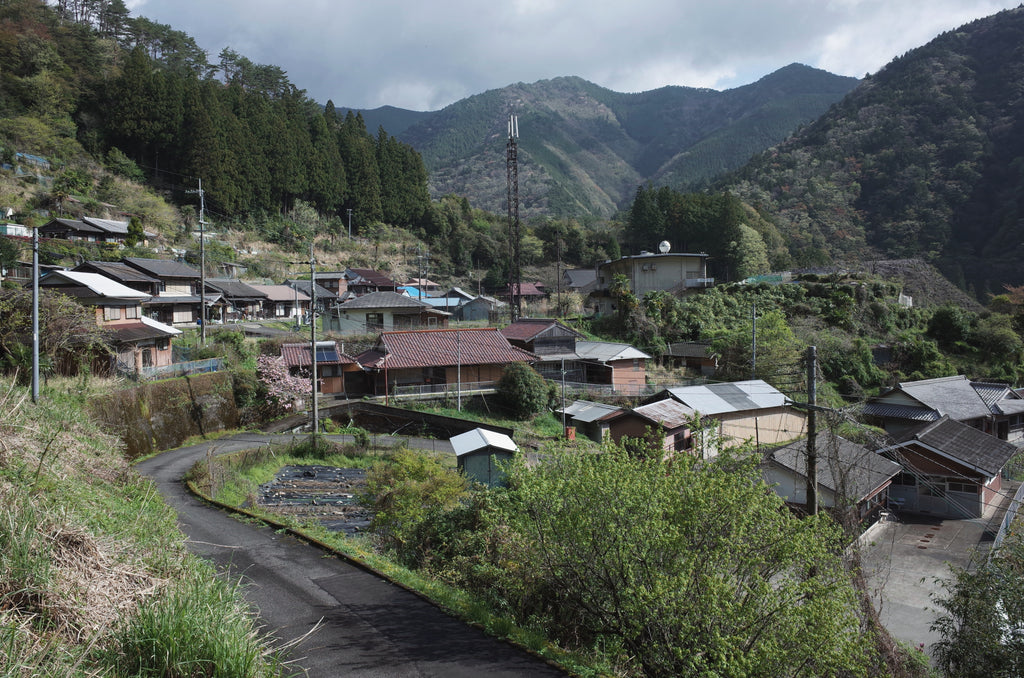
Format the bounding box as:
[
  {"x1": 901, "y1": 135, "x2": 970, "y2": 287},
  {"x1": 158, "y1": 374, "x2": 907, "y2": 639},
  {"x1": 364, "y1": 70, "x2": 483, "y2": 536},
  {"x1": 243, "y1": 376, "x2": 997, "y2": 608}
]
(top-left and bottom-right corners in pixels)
[
  {"x1": 391, "y1": 381, "x2": 497, "y2": 398},
  {"x1": 548, "y1": 377, "x2": 708, "y2": 400},
  {"x1": 139, "y1": 358, "x2": 225, "y2": 380},
  {"x1": 993, "y1": 481, "x2": 1024, "y2": 552}
]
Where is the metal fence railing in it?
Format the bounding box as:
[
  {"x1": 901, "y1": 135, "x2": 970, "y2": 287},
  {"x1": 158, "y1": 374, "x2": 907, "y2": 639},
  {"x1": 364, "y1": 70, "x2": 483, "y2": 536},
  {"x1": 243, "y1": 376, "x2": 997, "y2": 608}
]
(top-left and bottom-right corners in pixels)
[
  {"x1": 391, "y1": 381, "x2": 498, "y2": 397},
  {"x1": 993, "y1": 481, "x2": 1024, "y2": 552},
  {"x1": 139, "y1": 358, "x2": 225, "y2": 381}
]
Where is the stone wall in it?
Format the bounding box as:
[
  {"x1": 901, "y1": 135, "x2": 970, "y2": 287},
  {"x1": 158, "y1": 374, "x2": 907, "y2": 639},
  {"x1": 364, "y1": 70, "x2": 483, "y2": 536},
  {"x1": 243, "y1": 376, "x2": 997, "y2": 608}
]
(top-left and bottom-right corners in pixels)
[{"x1": 90, "y1": 372, "x2": 239, "y2": 458}]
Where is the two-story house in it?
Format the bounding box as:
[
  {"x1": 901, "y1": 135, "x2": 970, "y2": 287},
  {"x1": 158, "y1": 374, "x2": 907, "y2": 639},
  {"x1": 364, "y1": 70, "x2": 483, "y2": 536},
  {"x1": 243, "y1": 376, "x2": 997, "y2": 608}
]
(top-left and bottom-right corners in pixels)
[
  {"x1": 37, "y1": 269, "x2": 180, "y2": 373},
  {"x1": 121, "y1": 258, "x2": 205, "y2": 326},
  {"x1": 591, "y1": 249, "x2": 713, "y2": 316}
]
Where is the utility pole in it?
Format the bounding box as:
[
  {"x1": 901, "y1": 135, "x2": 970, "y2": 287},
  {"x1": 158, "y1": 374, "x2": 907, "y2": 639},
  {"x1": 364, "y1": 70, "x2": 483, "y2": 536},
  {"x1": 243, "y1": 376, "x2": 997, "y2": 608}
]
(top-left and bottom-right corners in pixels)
[
  {"x1": 187, "y1": 179, "x2": 207, "y2": 345},
  {"x1": 751, "y1": 302, "x2": 757, "y2": 380},
  {"x1": 310, "y1": 242, "x2": 319, "y2": 448},
  {"x1": 347, "y1": 208, "x2": 353, "y2": 240},
  {"x1": 456, "y1": 330, "x2": 462, "y2": 411},
  {"x1": 506, "y1": 113, "x2": 521, "y2": 322},
  {"x1": 806, "y1": 345, "x2": 818, "y2": 516},
  {"x1": 31, "y1": 226, "x2": 39, "y2": 403}
]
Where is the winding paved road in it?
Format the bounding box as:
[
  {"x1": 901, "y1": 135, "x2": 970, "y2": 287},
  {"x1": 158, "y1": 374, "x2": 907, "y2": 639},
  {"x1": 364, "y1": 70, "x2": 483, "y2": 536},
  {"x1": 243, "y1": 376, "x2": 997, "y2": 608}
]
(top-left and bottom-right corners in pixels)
[{"x1": 135, "y1": 433, "x2": 565, "y2": 678}]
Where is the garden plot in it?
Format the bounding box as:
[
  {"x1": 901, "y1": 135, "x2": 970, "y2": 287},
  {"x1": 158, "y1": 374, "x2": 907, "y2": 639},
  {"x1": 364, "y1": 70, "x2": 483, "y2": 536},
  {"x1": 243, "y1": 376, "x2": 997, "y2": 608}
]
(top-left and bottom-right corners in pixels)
[{"x1": 258, "y1": 465, "x2": 372, "y2": 534}]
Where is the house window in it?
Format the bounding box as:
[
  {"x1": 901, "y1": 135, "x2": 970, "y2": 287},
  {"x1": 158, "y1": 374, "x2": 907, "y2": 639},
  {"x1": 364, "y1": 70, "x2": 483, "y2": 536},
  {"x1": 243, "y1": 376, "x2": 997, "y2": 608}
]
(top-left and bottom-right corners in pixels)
[
  {"x1": 948, "y1": 481, "x2": 978, "y2": 494},
  {"x1": 366, "y1": 313, "x2": 384, "y2": 331},
  {"x1": 893, "y1": 472, "x2": 916, "y2": 486},
  {"x1": 156, "y1": 338, "x2": 170, "y2": 351},
  {"x1": 125, "y1": 305, "x2": 139, "y2": 319},
  {"x1": 103, "y1": 306, "x2": 121, "y2": 321}
]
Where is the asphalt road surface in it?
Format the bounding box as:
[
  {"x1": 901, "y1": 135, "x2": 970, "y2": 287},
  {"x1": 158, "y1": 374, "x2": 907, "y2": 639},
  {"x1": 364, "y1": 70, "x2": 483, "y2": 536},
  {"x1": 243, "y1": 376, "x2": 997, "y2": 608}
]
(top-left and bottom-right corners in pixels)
[{"x1": 135, "y1": 433, "x2": 565, "y2": 678}]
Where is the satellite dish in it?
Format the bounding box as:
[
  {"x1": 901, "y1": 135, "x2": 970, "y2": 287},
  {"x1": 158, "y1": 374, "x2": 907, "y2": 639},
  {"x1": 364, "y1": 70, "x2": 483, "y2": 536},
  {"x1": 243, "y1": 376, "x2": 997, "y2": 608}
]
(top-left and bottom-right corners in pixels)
[{"x1": 658, "y1": 240, "x2": 671, "y2": 254}]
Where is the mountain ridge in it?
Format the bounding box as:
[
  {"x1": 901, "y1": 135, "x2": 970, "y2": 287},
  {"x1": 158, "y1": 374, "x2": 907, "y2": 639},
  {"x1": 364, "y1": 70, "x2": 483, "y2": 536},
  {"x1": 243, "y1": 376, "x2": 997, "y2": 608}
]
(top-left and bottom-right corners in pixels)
[{"x1": 340, "y1": 64, "x2": 860, "y2": 217}]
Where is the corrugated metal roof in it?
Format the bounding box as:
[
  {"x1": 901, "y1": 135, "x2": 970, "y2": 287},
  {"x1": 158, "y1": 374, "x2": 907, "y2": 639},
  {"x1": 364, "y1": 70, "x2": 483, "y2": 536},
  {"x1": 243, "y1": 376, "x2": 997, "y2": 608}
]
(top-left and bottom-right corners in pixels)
[
  {"x1": 450, "y1": 427, "x2": 518, "y2": 456},
  {"x1": 281, "y1": 341, "x2": 355, "y2": 367},
  {"x1": 632, "y1": 398, "x2": 695, "y2": 429},
  {"x1": 574, "y1": 340, "x2": 651, "y2": 362},
  {"x1": 107, "y1": 317, "x2": 180, "y2": 343},
  {"x1": 558, "y1": 400, "x2": 623, "y2": 423},
  {"x1": 664, "y1": 379, "x2": 786, "y2": 415}
]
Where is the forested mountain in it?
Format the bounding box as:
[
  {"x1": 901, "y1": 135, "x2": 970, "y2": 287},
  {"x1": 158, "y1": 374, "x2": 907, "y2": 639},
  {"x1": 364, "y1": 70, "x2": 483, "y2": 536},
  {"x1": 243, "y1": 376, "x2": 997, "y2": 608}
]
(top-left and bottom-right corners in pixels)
[
  {"x1": 390, "y1": 67, "x2": 858, "y2": 218},
  {"x1": 721, "y1": 6, "x2": 1024, "y2": 295},
  {"x1": 1, "y1": 0, "x2": 432, "y2": 235}
]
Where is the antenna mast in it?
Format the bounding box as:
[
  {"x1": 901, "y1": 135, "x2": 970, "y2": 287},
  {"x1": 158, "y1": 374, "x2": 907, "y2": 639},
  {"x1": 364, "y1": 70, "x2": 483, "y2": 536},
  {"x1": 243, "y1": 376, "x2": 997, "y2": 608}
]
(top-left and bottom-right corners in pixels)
[{"x1": 506, "y1": 113, "x2": 522, "y2": 321}]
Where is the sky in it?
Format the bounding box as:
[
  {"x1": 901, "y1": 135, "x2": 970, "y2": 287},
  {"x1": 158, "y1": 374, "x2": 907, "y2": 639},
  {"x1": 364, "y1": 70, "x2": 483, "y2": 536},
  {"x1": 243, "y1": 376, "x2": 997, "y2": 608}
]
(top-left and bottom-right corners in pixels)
[{"x1": 125, "y1": 0, "x2": 1020, "y2": 112}]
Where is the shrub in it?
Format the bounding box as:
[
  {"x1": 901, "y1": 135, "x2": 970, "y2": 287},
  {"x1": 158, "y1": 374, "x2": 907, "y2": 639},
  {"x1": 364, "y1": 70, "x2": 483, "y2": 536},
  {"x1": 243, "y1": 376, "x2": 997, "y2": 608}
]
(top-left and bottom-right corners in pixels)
[{"x1": 496, "y1": 362, "x2": 548, "y2": 420}]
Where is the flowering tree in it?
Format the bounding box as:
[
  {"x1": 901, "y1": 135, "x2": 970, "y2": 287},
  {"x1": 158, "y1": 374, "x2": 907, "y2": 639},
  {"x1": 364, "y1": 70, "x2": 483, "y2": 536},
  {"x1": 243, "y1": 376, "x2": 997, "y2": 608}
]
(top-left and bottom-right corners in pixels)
[{"x1": 256, "y1": 354, "x2": 309, "y2": 415}]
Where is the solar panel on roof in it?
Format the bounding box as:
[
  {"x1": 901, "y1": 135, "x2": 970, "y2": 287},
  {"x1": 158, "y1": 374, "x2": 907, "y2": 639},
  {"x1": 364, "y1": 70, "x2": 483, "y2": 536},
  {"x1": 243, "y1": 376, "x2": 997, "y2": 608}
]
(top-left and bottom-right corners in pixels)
[{"x1": 315, "y1": 347, "x2": 339, "y2": 362}]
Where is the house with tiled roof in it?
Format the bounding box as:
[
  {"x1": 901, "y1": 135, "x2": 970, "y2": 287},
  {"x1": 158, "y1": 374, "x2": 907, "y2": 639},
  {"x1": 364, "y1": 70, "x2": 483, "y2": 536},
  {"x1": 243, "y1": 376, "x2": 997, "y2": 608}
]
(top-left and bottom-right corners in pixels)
[
  {"x1": 344, "y1": 268, "x2": 398, "y2": 295},
  {"x1": 500, "y1": 319, "x2": 650, "y2": 391},
  {"x1": 203, "y1": 278, "x2": 267, "y2": 321},
  {"x1": 763, "y1": 436, "x2": 902, "y2": 524},
  {"x1": 39, "y1": 217, "x2": 154, "y2": 244},
  {"x1": 249, "y1": 284, "x2": 310, "y2": 321},
  {"x1": 604, "y1": 398, "x2": 695, "y2": 453},
  {"x1": 72, "y1": 261, "x2": 161, "y2": 296},
  {"x1": 121, "y1": 258, "x2": 206, "y2": 326},
  {"x1": 863, "y1": 375, "x2": 1024, "y2": 443},
  {"x1": 285, "y1": 279, "x2": 337, "y2": 314},
  {"x1": 878, "y1": 416, "x2": 1019, "y2": 518},
  {"x1": 36, "y1": 269, "x2": 180, "y2": 374},
  {"x1": 330, "y1": 291, "x2": 449, "y2": 334},
  {"x1": 355, "y1": 328, "x2": 537, "y2": 396},
  {"x1": 280, "y1": 341, "x2": 360, "y2": 395}
]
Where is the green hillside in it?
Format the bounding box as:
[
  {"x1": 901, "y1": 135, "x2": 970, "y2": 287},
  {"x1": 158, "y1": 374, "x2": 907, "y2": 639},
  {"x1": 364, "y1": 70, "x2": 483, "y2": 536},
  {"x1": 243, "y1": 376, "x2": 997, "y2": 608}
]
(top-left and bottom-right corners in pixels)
[
  {"x1": 398, "y1": 67, "x2": 859, "y2": 217},
  {"x1": 722, "y1": 6, "x2": 1024, "y2": 294}
]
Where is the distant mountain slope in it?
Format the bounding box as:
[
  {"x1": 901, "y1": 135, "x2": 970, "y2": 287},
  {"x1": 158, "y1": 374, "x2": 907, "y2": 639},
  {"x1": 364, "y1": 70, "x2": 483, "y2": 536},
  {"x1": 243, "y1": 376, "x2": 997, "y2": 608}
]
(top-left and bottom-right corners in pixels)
[
  {"x1": 338, "y1": 105, "x2": 433, "y2": 137},
  {"x1": 723, "y1": 7, "x2": 1024, "y2": 293},
  {"x1": 389, "y1": 66, "x2": 858, "y2": 217}
]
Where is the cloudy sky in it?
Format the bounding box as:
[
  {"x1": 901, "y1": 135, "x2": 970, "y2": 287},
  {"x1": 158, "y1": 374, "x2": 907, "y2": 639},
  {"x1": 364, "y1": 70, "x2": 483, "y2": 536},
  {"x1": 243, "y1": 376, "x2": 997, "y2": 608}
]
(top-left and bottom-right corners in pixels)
[{"x1": 126, "y1": 0, "x2": 1018, "y2": 111}]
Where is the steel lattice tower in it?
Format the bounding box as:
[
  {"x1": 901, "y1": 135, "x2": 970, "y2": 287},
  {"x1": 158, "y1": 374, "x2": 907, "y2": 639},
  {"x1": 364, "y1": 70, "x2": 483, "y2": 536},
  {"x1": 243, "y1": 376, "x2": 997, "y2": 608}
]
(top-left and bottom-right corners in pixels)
[{"x1": 506, "y1": 114, "x2": 522, "y2": 322}]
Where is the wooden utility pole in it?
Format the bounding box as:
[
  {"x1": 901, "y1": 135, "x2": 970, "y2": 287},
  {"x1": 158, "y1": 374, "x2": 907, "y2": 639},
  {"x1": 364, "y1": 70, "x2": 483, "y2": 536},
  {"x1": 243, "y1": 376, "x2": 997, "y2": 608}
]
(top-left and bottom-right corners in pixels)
[
  {"x1": 310, "y1": 242, "x2": 319, "y2": 446},
  {"x1": 806, "y1": 345, "x2": 818, "y2": 516}
]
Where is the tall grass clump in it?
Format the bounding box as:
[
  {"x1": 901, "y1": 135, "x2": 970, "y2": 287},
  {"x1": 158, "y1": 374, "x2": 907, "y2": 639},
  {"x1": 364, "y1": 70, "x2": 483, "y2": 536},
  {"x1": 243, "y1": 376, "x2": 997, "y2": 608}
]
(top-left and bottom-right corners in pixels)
[
  {"x1": 102, "y1": 563, "x2": 288, "y2": 678},
  {"x1": 0, "y1": 377, "x2": 290, "y2": 676}
]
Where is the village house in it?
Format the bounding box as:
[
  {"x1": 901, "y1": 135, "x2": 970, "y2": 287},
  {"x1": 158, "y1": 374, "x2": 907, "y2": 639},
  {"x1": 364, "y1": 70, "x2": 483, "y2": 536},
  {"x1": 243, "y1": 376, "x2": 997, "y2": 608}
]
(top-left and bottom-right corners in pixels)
[
  {"x1": 37, "y1": 269, "x2": 180, "y2": 374},
  {"x1": 344, "y1": 268, "x2": 398, "y2": 296},
  {"x1": 330, "y1": 291, "x2": 449, "y2": 334},
  {"x1": 249, "y1": 284, "x2": 310, "y2": 321},
  {"x1": 554, "y1": 400, "x2": 625, "y2": 442},
  {"x1": 121, "y1": 257, "x2": 205, "y2": 326},
  {"x1": 39, "y1": 216, "x2": 154, "y2": 245},
  {"x1": 202, "y1": 278, "x2": 267, "y2": 322},
  {"x1": 605, "y1": 398, "x2": 696, "y2": 453},
  {"x1": 354, "y1": 328, "x2": 537, "y2": 397},
  {"x1": 878, "y1": 415, "x2": 1019, "y2": 519},
  {"x1": 863, "y1": 375, "x2": 1024, "y2": 444},
  {"x1": 280, "y1": 341, "x2": 360, "y2": 396},
  {"x1": 654, "y1": 379, "x2": 806, "y2": 458},
  {"x1": 591, "y1": 249, "x2": 713, "y2": 316},
  {"x1": 762, "y1": 436, "x2": 902, "y2": 524},
  {"x1": 284, "y1": 279, "x2": 337, "y2": 315}
]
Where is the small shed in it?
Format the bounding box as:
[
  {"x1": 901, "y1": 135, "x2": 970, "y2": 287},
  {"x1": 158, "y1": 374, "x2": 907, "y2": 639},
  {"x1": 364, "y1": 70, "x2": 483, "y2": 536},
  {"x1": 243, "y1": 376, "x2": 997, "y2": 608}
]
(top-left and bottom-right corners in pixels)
[{"x1": 450, "y1": 427, "x2": 518, "y2": 487}]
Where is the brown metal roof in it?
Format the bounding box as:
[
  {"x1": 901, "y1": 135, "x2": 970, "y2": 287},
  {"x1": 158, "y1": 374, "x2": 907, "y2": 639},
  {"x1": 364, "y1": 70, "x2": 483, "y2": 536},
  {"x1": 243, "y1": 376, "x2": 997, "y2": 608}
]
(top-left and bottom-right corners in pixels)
[
  {"x1": 358, "y1": 328, "x2": 537, "y2": 370},
  {"x1": 280, "y1": 341, "x2": 356, "y2": 368}
]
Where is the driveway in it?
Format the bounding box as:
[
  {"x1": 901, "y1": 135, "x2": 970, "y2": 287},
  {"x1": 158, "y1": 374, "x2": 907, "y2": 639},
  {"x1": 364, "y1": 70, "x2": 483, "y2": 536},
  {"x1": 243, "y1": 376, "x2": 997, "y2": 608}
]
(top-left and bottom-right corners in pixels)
[
  {"x1": 859, "y1": 481, "x2": 1019, "y2": 656},
  {"x1": 135, "y1": 433, "x2": 564, "y2": 678}
]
